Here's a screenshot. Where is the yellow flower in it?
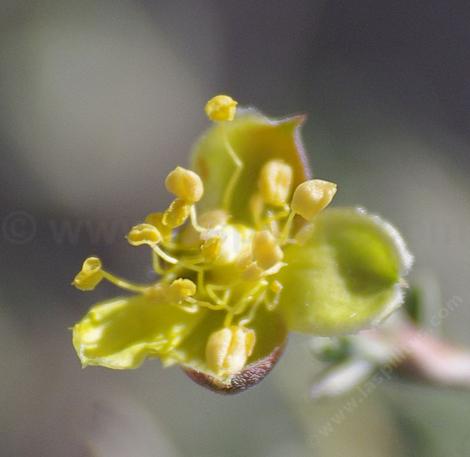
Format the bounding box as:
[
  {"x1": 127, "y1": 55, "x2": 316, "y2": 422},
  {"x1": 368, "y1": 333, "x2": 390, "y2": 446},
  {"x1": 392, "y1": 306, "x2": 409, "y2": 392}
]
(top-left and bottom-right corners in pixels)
[{"x1": 71, "y1": 94, "x2": 412, "y2": 394}]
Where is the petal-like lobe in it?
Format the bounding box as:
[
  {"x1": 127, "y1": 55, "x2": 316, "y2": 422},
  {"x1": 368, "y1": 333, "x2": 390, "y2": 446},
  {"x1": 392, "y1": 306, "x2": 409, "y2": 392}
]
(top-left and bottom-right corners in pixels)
[
  {"x1": 191, "y1": 109, "x2": 310, "y2": 224},
  {"x1": 170, "y1": 306, "x2": 287, "y2": 392},
  {"x1": 277, "y1": 208, "x2": 413, "y2": 335},
  {"x1": 183, "y1": 344, "x2": 285, "y2": 394},
  {"x1": 73, "y1": 295, "x2": 205, "y2": 369}
]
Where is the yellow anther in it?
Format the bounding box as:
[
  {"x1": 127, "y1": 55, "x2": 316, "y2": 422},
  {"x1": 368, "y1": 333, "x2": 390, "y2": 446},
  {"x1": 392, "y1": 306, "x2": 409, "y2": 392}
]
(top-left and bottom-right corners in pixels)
[
  {"x1": 146, "y1": 279, "x2": 196, "y2": 302},
  {"x1": 144, "y1": 212, "x2": 173, "y2": 241},
  {"x1": 252, "y1": 230, "x2": 283, "y2": 270},
  {"x1": 168, "y1": 278, "x2": 197, "y2": 301},
  {"x1": 205, "y1": 95, "x2": 238, "y2": 122},
  {"x1": 127, "y1": 223, "x2": 162, "y2": 246},
  {"x1": 72, "y1": 256, "x2": 103, "y2": 291},
  {"x1": 258, "y1": 160, "x2": 293, "y2": 207},
  {"x1": 199, "y1": 209, "x2": 229, "y2": 229},
  {"x1": 201, "y1": 236, "x2": 222, "y2": 263},
  {"x1": 163, "y1": 198, "x2": 191, "y2": 228},
  {"x1": 205, "y1": 326, "x2": 256, "y2": 376},
  {"x1": 291, "y1": 179, "x2": 337, "y2": 221},
  {"x1": 242, "y1": 262, "x2": 264, "y2": 282},
  {"x1": 165, "y1": 166, "x2": 204, "y2": 203}
]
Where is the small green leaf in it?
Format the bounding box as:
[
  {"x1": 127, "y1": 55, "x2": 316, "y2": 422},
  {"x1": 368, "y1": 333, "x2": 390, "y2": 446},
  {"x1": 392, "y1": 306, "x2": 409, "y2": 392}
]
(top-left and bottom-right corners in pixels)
[
  {"x1": 191, "y1": 109, "x2": 310, "y2": 224},
  {"x1": 277, "y1": 208, "x2": 413, "y2": 335},
  {"x1": 72, "y1": 295, "x2": 205, "y2": 369}
]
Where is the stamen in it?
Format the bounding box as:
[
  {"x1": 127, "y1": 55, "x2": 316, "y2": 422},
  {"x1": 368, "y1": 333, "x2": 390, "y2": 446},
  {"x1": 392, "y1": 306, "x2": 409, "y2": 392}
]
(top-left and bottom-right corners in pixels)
[
  {"x1": 189, "y1": 206, "x2": 206, "y2": 232},
  {"x1": 249, "y1": 193, "x2": 264, "y2": 229},
  {"x1": 239, "y1": 291, "x2": 266, "y2": 327},
  {"x1": 226, "y1": 280, "x2": 268, "y2": 326},
  {"x1": 206, "y1": 284, "x2": 231, "y2": 308},
  {"x1": 151, "y1": 244, "x2": 179, "y2": 265},
  {"x1": 190, "y1": 298, "x2": 229, "y2": 311},
  {"x1": 291, "y1": 179, "x2": 337, "y2": 221},
  {"x1": 205, "y1": 325, "x2": 255, "y2": 376},
  {"x1": 168, "y1": 278, "x2": 197, "y2": 301},
  {"x1": 145, "y1": 212, "x2": 173, "y2": 242},
  {"x1": 151, "y1": 251, "x2": 166, "y2": 275},
  {"x1": 252, "y1": 230, "x2": 283, "y2": 270},
  {"x1": 258, "y1": 160, "x2": 293, "y2": 207},
  {"x1": 163, "y1": 199, "x2": 191, "y2": 228},
  {"x1": 127, "y1": 223, "x2": 162, "y2": 246},
  {"x1": 101, "y1": 271, "x2": 149, "y2": 293},
  {"x1": 279, "y1": 210, "x2": 296, "y2": 244},
  {"x1": 72, "y1": 257, "x2": 104, "y2": 291},
  {"x1": 205, "y1": 95, "x2": 238, "y2": 122},
  {"x1": 222, "y1": 124, "x2": 243, "y2": 211},
  {"x1": 165, "y1": 166, "x2": 204, "y2": 204},
  {"x1": 265, "y1": 280, "x2": 283, "y2": 311}
]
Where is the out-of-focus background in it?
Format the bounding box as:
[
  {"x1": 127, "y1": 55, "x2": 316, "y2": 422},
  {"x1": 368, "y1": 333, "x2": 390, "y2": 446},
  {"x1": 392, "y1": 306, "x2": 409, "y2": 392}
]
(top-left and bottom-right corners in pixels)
[{"x1": 1, "y1": 1, "x2": 469, "y2": 456}]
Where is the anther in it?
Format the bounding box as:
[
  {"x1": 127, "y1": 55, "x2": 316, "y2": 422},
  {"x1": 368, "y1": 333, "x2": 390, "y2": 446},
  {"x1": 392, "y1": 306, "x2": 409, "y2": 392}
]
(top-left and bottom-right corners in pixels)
[
  {"x1": 252, "y1": 230, "x2": 283, "y2": 270},
  {"x1": 205, "y1": 95, "x2": 238, "y2": 122},
  {"x1": 291, "y1": 179, "x2": 337, "y2": 221},
  {"x1": 72, "y1": 256, "x2": 103, "y2": 291},
  {"x1": 205, "y1": 326, "x2": 255, "y2": 376},
  {"x1": 165, "y1": 167, "x2": 204, "y2": 203},
  {"x1": 126, "y1": 223, "x2": 162, "y2": 246},
  {"x1": 258, "y1": 160, "x2": 293, "y2": 207},
  {"x1": 167, "y1": 278, "x2": 197, "y2": 302},
  {"x1": 144, "y1": 212, "x2": 173, "y2": 242},
  {"x1": 163, "y1": 198, "x2": 191, "y2": 228}
]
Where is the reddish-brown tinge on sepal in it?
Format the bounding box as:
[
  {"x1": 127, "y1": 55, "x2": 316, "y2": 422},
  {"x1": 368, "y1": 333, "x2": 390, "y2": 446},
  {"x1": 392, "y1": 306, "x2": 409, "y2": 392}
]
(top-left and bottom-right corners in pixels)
[{"x1": 183, "y1": 344, "x2": 285, "y2": 394}]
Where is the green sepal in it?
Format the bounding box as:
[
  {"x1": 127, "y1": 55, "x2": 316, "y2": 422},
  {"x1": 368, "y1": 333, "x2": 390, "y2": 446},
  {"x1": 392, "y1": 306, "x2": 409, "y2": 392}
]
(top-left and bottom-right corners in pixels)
[
  {"x1": 277, "y1": 208, "x2": 413, "y2": 335},
  {"x1": 191, "y1": 109, "x2": 310, "y2": 224},
  {"x1": 72, "y1": 295, "x2": 206, "y2": 369}
]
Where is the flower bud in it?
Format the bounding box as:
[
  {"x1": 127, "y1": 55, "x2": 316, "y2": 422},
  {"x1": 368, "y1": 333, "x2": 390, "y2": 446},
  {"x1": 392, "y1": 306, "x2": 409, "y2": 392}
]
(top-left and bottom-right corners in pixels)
[
  {"x1": 162, "y1": 198, "x2": 191, "y2": 228},
  {"x1": 127, "y1": 223, "x2": 162, "y2": 246},
  {"x1": 291, "y1": 179, "x2": 337, "y2": 221},
  {"x1": 165, "y1": 167, "x2": 204, "y2": 203},
  {"x1": 72, "y1": 257, "x2": 103, "y2": 291},
  {"x1": 258, "y1": 160, "x2": 293, "y2": 207},
  {"x1": 206, "y1": 326, "x2": 256, "y2": 376},
  {"x1": 252, "y1": 230, "x2": 283, "y2": 270},
  {"x1": 205, "y1": 95, "x2": 238, "y2": 122}
]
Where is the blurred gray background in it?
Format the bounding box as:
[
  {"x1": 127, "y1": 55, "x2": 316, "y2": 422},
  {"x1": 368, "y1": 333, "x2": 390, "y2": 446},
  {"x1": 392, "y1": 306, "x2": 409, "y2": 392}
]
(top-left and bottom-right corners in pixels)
[{"x1": 0, "y1": 1, "x2": 469, "y2": 456}]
